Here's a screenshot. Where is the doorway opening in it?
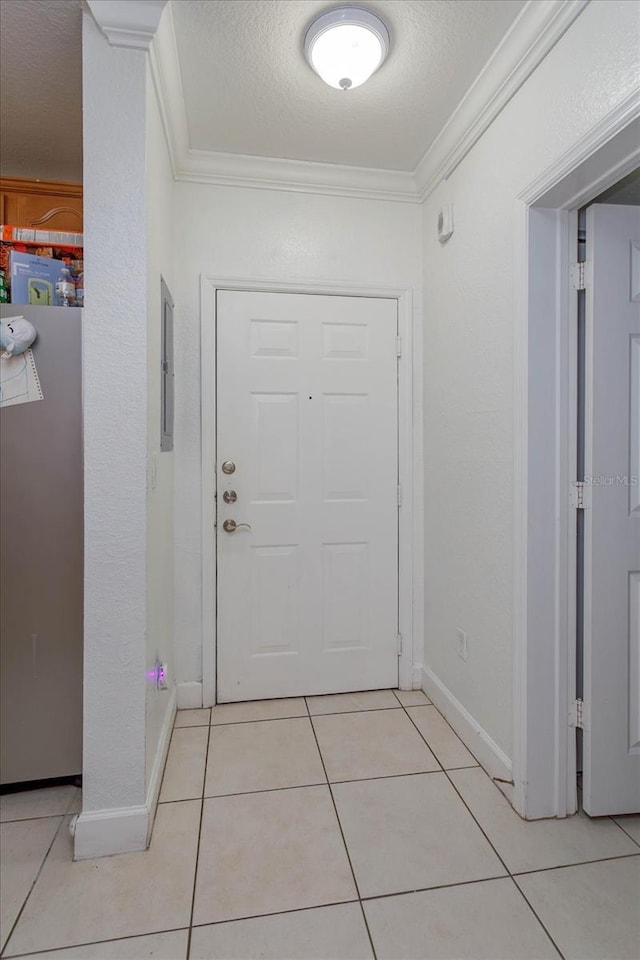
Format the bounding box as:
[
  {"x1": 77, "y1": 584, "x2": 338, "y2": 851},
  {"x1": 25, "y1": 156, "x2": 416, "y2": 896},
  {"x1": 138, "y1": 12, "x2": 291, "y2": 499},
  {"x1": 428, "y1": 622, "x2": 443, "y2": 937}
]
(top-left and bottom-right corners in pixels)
[{"x1": 514, "y1": 115, "x2": 640, "y2": 821}]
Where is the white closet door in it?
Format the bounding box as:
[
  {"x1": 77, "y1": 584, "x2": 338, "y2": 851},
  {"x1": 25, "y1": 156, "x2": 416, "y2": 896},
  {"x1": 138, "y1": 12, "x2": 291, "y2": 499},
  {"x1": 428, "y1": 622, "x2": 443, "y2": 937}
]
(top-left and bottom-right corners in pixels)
[
  {"x1": 216, "y1": 290, "x2": 398, "y2": 701},
  {"x1": 583, "y1": 203, "x2": 640, "y2": 816}
]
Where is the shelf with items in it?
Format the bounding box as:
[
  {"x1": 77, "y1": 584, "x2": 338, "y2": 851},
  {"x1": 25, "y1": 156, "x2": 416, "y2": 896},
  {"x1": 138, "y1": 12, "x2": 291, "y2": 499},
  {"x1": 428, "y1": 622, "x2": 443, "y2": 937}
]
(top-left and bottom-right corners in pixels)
[
  {"x1": 0, "y1": 178, "x2": 84, "y2": 308},
  {"x1": 0, "y1": 226, "x2": 83, "y2": 308}
]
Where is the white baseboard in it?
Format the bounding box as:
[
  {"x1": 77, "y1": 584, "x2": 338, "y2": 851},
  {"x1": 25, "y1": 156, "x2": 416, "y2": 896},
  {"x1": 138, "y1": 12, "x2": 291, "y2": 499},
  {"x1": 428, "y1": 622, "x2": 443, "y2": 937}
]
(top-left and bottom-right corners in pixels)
[
  {"x1": 411, "y1": 663, "x2": 424, "y2": 690},
  {"x1": 421, "y1": 665, "x2": 512, "y2": 783},
  {"x1": 73, "y1": 686, "x2": 177, "y2": 860},
  {"x1": 177, "y1": 680, "x2": 203, "y2": 709},
  {"x1": 144, "y1": 684, "x2": 177, "y2": 842},
  {"x1": 73, "y1": 804, "x2": 149, "y2": 860}
]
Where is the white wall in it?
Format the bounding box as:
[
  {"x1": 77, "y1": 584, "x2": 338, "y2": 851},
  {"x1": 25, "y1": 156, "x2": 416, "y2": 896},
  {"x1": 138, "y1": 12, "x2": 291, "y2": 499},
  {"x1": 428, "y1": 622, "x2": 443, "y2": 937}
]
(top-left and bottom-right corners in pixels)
[
  {"x1": 421, "y1": 0, "x2": 640, "y2": 760},
  {"x1": 78, "y1": 9, "x2": 176, "y2": 858},
  {"x1": 172, "y1": 185, "x2": 422, "y2": 694},
  {"x1": 144, "y1": 57, "x2": 176, "y2": 790},
  {"x1": 80, "y1": 12, "x2": 148, "y2": 823}
]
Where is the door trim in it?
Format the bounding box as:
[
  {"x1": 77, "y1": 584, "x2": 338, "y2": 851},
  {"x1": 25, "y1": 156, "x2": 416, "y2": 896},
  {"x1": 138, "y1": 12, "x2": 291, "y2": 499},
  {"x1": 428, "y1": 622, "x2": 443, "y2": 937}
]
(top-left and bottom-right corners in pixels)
[
  {"x1": 200, "y1": 277, "x2": 421, "y2": 706},
  {"x1": 513, "y1": 94, "x2": 640, "y2": 818}
]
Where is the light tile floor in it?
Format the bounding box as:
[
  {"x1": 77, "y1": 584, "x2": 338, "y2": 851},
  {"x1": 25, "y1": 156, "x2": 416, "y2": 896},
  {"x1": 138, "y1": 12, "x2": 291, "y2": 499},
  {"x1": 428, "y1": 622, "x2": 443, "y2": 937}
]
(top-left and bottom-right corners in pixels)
[{"x1": 1, "y1": 689, "x2": 639, "y2": 959}]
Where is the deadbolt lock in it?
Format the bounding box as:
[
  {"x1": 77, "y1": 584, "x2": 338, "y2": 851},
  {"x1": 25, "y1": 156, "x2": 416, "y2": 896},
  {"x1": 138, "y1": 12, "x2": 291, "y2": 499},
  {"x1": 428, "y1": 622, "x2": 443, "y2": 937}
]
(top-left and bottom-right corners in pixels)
[
  {"x1": 223, "y1": 490, "x2": 237, "y2": 504},
  {"x1": 221, "y1": 460, "x2": 236, "y2": 475}
]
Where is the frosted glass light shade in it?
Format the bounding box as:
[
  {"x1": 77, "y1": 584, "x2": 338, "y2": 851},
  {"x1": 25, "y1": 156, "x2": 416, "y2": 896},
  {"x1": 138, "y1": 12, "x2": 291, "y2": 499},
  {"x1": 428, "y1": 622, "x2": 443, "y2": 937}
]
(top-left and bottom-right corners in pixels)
[{"x1": 304, "y1": 7, "x2": 390, "y2": 90}]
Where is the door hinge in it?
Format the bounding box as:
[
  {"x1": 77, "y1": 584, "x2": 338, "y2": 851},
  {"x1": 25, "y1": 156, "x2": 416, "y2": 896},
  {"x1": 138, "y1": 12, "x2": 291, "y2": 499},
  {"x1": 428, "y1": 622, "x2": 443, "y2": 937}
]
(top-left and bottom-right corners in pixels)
[
  {"x1": 396, "y1": 335, "x2": 402, "y2": 357},
  {"x1": 397, "y1": 633, "x2": 403, "y2": 655},
  {"x1": 570, "y1": 261, "x2": 586, "y2": 291},
  {"x1": 397, "y1": 484, "x2": 402, "y2": 507},
  {"x1": 569, "y1": 698, "x2": 584, "y2": 729},
  {"x1": 570, "y1": 481, "x2": 591, "y2": 510}
]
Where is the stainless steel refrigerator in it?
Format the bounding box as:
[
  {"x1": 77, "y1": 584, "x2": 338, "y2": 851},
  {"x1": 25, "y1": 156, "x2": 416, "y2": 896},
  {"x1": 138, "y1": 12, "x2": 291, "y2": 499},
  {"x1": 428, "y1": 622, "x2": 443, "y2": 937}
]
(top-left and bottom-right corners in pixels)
[{"x1": 1, "y1": 304, "x2": 83, "y2": 784}]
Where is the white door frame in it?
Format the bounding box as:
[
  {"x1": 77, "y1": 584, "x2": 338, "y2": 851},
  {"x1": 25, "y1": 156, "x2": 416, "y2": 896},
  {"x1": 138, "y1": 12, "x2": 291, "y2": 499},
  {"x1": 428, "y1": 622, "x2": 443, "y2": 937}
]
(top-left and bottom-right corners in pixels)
[
  {"x1": 200, "y1": 276, "x2": 420, "y2": 707},
  {"x1": 513, "y1": 92, "x2": 640, "y2": 819}
]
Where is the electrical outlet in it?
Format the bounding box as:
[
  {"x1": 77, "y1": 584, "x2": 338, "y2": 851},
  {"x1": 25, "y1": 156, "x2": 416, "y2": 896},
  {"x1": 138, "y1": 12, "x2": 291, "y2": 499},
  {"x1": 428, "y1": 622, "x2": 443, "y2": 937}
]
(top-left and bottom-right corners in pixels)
[
  {"x1": 155, "y1": 658, "x2": 169, "y2": 690},
  {"x1": 456, "y1": 628, "x2": 468, "y2": 661}
]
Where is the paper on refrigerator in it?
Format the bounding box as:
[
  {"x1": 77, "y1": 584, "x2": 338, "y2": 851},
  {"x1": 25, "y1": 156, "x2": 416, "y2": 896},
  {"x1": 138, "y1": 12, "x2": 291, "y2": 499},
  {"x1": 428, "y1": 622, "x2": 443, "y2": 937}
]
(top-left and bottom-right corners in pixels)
[{"x1": 0, "y1": 347, "x2": 44, "y2": 407}]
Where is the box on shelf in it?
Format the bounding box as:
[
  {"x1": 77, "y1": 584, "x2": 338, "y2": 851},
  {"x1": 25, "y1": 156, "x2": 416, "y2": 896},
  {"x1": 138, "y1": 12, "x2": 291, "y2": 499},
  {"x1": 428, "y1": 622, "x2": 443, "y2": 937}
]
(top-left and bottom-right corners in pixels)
[
  {"x1": 1, "y1": 224, "x2": 83, "y2": 247},
  {"x1": 9, "y1": 250, "x2": 80, "y2": 307},
  {"x1": 1, "y1": 242, "x2": 83, "y2": 305}
]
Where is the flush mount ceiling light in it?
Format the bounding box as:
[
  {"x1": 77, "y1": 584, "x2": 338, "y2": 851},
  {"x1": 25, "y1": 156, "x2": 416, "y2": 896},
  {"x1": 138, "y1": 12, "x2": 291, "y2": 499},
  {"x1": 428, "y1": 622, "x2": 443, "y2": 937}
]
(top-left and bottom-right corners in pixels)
[{"x1": 304, "y1": 7, "x2": 390, "y2": 91}]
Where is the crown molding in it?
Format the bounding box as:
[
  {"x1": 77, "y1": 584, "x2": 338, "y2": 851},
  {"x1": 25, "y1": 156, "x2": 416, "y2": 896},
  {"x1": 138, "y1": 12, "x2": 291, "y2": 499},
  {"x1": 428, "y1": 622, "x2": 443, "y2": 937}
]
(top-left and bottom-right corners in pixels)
[
  {"x1": 177, "y1": 149, "x2": 420, "y2": 203},
  {"x1": 148, "y1": 1, "x2": 188, "y2": 177},
  {"x1": 87, "y1": 0, "x2": 167, "y2": 51},
  {"x1": 148, "y1": 4, "x2": 419, "y2": 202},
  {"x1": 149, "y1": 0, "x2": 589, "y2": 204},
  {"x1": 414, "y1": 0, "x2": 589, "y2": 200}
]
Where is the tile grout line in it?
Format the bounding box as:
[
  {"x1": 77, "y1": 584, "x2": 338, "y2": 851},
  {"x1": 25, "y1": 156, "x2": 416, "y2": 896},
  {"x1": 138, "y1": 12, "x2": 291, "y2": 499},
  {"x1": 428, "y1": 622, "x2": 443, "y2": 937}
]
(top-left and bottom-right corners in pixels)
[
  {"x1": 400, "y1": 700, "x2": 568, "y2": 960},
  {"x1": 304, "y1": 697, "x2": 378, "y2": 960},
  {"x1": 1, "y1": 927, "x2": 191, "y2": 960},
  {"x1": 188, "y1": 899, "x2": 362, "y2": 931},
  {"x1": 508, "y1": 879, "x2": 568, "y2": 959},
  {"x1": 184, "y1": 716, "x2": 213, "y2": 960},
  {"x1": 0, "y1": 813, "x2": 75, "y2": 825},
  {"x1": 403, "y1": 697, "x2": 484, "y2": 768},
  {"x1": 157, "y1": 764, "x2": 482, "y2": 807},
  {"x1": 608, "y1": 816, "x2": 640, "y2": 849},
  {"x1": 391, "y1": 689, "x2": 431, "y2": 708},
  {"x1": 204, "y1": 705, "x2": 403, "y2": 727},
  {"x1": 0, "y1": 787, "x2": 81, "y2": 827},
  {"x1": 0, "y1": 814, "x2": 68, "y2": 958},
  {"x1": 511, "y1": 850, "x2": 640, "y2": 878}
]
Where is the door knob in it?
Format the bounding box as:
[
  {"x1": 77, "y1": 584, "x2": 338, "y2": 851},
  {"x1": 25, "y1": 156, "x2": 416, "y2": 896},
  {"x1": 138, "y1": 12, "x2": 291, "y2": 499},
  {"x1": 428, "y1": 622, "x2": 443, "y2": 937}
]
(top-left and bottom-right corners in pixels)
[
  {"x1": 223, "y1": 490, "x2": 237, "y2": 503},
  {"x1": 221, "y1": 461, "x2": 236, "y2": 474},
  {"x1": 222, "y1": 519, "x2": 251, "y2": 533}
]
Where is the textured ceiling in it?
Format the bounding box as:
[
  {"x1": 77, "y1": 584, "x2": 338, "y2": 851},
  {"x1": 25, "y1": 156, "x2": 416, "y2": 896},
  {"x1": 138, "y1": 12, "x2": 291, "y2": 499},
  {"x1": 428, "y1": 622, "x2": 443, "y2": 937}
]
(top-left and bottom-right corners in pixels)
[
  {"x1": 0, "y1": 0, "x2": 83, "y2": 183},
  {"x1": 0, "y1": 0, "x2": 529, "y2": 185},
  {"x1": 172, "y1": 0, "x2": 527, "y2": 172}
]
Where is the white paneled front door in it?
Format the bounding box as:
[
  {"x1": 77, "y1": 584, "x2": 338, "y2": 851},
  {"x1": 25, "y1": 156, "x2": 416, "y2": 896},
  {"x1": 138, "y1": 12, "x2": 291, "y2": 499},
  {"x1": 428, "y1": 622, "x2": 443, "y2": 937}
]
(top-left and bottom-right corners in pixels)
[
  {"x1": 583, "y1": 204, "x2": 640, "y2": 815},
  {"x1": 216, "y1": 290, "x2": 399, "y2": 702}
]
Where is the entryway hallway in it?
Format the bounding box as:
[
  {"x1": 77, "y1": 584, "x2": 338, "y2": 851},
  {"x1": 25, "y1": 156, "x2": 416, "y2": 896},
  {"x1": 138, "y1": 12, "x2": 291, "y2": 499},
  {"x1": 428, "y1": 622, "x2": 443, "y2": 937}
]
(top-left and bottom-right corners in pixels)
[{"x1": 2, "y1": 690, "x2": 639, "y2": 958}]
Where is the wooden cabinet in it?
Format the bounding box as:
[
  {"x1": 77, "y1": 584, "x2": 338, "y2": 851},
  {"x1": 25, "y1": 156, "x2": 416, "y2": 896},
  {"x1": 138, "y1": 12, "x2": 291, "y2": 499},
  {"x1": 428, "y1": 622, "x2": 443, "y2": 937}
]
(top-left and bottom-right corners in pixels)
[{"x1": 0, "y1": 177, "x2": 83, "y2": 232}]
